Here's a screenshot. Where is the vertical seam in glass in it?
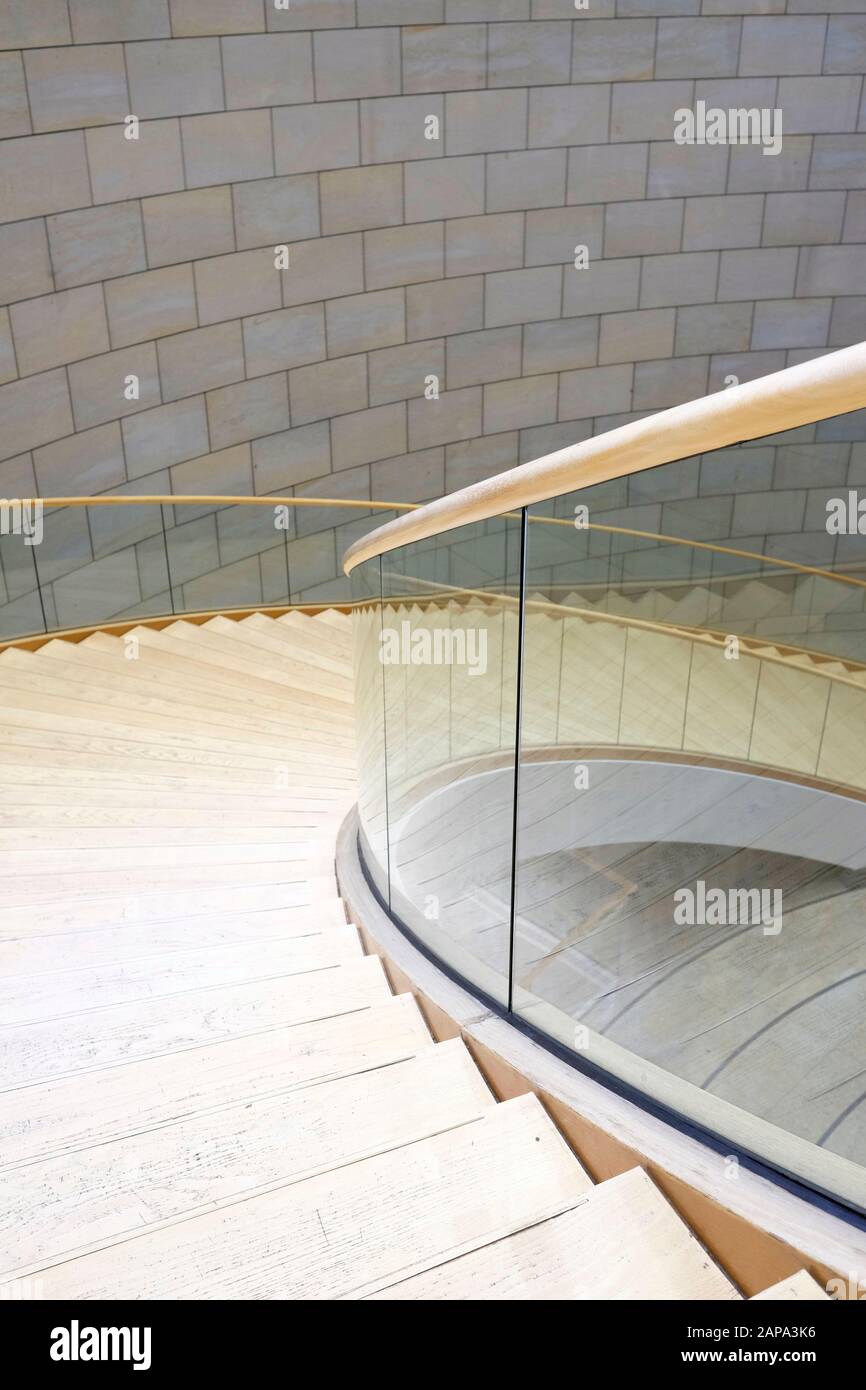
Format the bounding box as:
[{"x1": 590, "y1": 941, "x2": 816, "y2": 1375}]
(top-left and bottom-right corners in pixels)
[
  {"x1": 377, "y1": 553, "x2": 393, "y2": 910},
  {"x1": 507, "y1": 508, "x2": 528, "y2": 1016},
  {"x1": 161, "y1": 504, "x2": 176, "y2": 616},
  {"x1": 31, "y1": 519, "x2": 48, "y2": 635},
  {"x1": 283, "y1": 509, "x2": 292, "y2": 603}
]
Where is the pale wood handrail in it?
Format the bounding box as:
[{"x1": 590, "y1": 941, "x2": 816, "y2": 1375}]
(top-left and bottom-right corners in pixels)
[
  {"x1": 5, "y1": 488, "x2": 865, "y2": 591},
  {"x1": 9, "y1": 495, "x2": 417, "y2": 511},
  {"x1": 342, "y1": 341, "x2": 866, "y2": 574}
]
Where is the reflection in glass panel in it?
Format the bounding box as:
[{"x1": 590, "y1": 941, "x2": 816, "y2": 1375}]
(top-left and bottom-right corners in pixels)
[
  {"x1": 165, "y1": 502, "x2": 289, "y2": 612},
  {"x1": 0, "y1": 525, "x2": 45, "y2": 639},
  {"x1": 38, "y1": 504, "x2": 170, "y2": 630},
  {"x1": 514, "y1": 413, "x2": 866, "y2": 1211},
  {"x1": 377, "y1": 517, "x2": 522, "y2": 1007},
  {"x1": 351, "y1": 556, "x2": 390, "y2": 905}
]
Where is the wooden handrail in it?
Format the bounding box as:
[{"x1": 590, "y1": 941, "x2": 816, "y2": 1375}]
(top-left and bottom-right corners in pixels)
[
  {"x1": 342, "y1": 341, "x2": 866, "y2": 574},
  {"x1": 13, "y1": 495, "x2": 417, "y2": 511},
  {"x1": 5, "y1": 488, "x2": 865, "y2": 592}
]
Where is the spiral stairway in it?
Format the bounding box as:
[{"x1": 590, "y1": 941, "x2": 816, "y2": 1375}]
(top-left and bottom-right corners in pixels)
[{"x1": 0, "y1": 607, "x2": 830, "y2": 1300}]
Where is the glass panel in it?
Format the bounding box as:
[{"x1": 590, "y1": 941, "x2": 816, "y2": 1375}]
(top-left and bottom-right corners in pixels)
[
  {"x1": 35, "y1": 503, "x2": 170, "y2": 631},
  {"x1": 289, "y1": 498, "x2": 401, "y2": 607},
  {"x1": 164, "y1": 501, "x2": 288, "y2": 612},
  {"x1": 350, "y1": 555, "x2": 389, "y2": 905},
  {"x1": 0, "y1": 518, "x2": 45, "y2": 640},
  {"x1": 515, "y1": 410, "x2": 866, "y2": 1212},
  {"x1": 378, "y1": 515, "x2": 522, "y2": 1007}
]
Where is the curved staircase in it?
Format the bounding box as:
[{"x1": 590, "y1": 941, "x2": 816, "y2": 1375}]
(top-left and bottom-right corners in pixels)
[{"x1": 0, "y1": 611, "x2": 826, "y2": 1299}]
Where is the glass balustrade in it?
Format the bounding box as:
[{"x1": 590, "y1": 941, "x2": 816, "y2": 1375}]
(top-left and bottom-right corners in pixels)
[
  {"x1": 352, "y1": 406, "x2": 866, "y2": 1215},
  {"x1": 0, "y1": 498, "x2": 402, "y2": 639}
]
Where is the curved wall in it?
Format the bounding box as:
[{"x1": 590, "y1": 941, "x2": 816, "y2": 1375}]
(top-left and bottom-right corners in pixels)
[{"x1": 1, "y1": 0, "x2": 865, "y2": 620}]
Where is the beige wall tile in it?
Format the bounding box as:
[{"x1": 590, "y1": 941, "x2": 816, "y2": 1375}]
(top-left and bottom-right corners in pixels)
[
  {"x1": 405, "y1": 156, "x2": 485, "y2": 222},
  {"x1": 194, "y1": 249, "x2": 283, "y2": 327},
  {"x1": 0, "y1": 221, "x2": 54, "y2": 304},
  {"x1": 313, "y1": 28, "x2": 401, "y2": 101},
  {"x1": 369, "y1": 339, "x2": 446, "y2": 404},
  {"x1": 325, "y1": 288, "x2": 405, "y2": 358},
  {"x1": 169, "y1": 0, "x2": 264, "y2": 36},
  {"x1": 123, "y1": 397, "x2": 209, "y2": 478},
  {"x1": 142, "y1": 186, "x2": 235, "y2": 268},
  {"x1": 558, "y1": 364, "x2": 633, "y2": 419},
  {"x1": 289, "y1": 356, "x2": 368, "y2": 425},
  {"x1": 320, "y1": 165, "x2": 403, "y2": 235},
  {"x1": 402, "y1": 23, "x2": 485, "y2": 93},
  {"x1": 11, "y1": 285, "x2": 110, "y2": 377},
  {"x1": 273, "y1": 102, "x2": 359, "y2": 177},
  {"x1": 207, "y1": 375, "x2": 290, "y2": 451},
  {"x1": 34, "y1": 422, "x2": 126, "y2": 496},
  {"x1": 0, "y1": 309, "x2": 17, "y2": 386},
  {"x1": 361, "y1": 96, "x2": 445, "y2": 164},
  {"x1": 125, "y1": 38, "x2": 223, "y2": 119},
  {"x1": 69, "y1": 0, "x2": 171, "y2": 43},
  {"x1": 0, "y1": 53, "x2": 31, "y2": 139},
  {"x1": 157, "y1": 322, "x2": 244, "y2": 402},
  {"x1": 331, "y1": 403, "x2": 407, "y2": 470},
  {"x1": 365, "y1": 223, "x2": 444, "y2": 290},
  {"x1": 0, "y1": 0, "x2": 70, "y2": 49},
  {"x1": 252, "y1": 422, "x2": 331, "y2": 493},
  {"x1": 407, "y1": 275, "x2": 484, "y2": 338},
  {"x1": 281, "y1": 233, "x2": 365, "y2": 307},
  {"x1": 599, "y1": 307, "x2": 676, "y2": 364},
  {"x1": 49, "y1": 203, "x2": 147, "y2": 290},
  {"x1": 68, "y1": 343, "x2": 161, "y2": 429},
  {"x1": 0, "y1": 370, "x2": 74, "y2": 462},
  {"x1": 223, "y1": 34, "x2": 314, "y2": 109},
  {"x1": 0, "y1": 132, "x2": 91, "y2": 222},
  {"x1": 181, "y1": 110, "x2": 273, "y2": 188},
  {"x1": 232, "y1": 175, "x2": 319, "y2": 251},
  {"x1": 447, "y1": 327, "x2": 522, "y2": 389},
  {"x1": 106, "y1": 264, "x2": 197, "y2": 347},
  {"x1": 25, "y1": 45, "x2": 129, "y2": 132},
  {"x1": 267, "y1": 0, "x2": 355, "y2": 31},
  {"x1": 484, "y1": 374, "x2": 559, "y2": 433},
  {"x1": 408, "y1": 386, "x2": 481, "y2": 450},
  {"x1": 86, "y1": 120, "x2": 185, "y2": 203},
  {"x1": 243, "y1": 304, "x2": 326, "y2": 378}
]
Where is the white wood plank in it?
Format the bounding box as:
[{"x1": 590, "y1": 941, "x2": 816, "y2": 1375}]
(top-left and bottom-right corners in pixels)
[
  {"x1": 0, "y1": 994, "x2": 431, "y2": 1169},
  {"x1": 18, "y1": 1095, "x2": 592, "y2": 1300},
  {"x1": 0, "y1": 882, "x2": 339, "y2": 939},
  {"x1": 0, "y1": 927, "x2": 363, "y2": 1024},
  {"x1": 0, "y1": 904, "x2": 348, "y2": 974},
  {"x1": 3, "y1": 1040, "x2": 495, "y2": 1280},
  {"x1": 0, "y1": 955, "x2": 392, "y2": 1087},
  {"x1": 368, "y1": 1167, "x2": 740, "y2": 1301}
]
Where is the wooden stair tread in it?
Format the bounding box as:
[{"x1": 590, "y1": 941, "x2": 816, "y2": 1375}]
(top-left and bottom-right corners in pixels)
[
  {"x1": 0, "y1": 955, "x2": 392, "y2": 1087},
  {"x1": 13, "y1": 1094, "x2": 592, "y2": 1300},
  {"x1": 4, "y1": 1039, "x2": 492, "y2": 1281},
  {"x1": 0, "y1": 925, "x2": 363, "y2": 1025},
  {"x1": 0, "y1": 994, "x2": 431, "y2": 1170},
  {"x1": 367, "y1": 1167, "x2": 739, "y2": 1301},
  {"x1": 0, "y1": 881, "x2": 343, "y2": 938},
  {"x1": 0, "y1": 904, "x2": 349, "y2": 973}
]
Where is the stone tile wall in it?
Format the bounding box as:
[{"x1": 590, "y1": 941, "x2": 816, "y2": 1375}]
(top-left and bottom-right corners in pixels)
[{"x1": 0, "y1": 0, "x2": 864, "y2": 625}]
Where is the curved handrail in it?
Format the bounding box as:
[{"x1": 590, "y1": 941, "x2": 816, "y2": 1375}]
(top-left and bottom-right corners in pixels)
[
  {"x1": 342, "y1": 341, "x2": 866, "y2": 574},
  {"x1": 23, "y1": 495, "x2": 417, "y2": 512},
  {"x1": 7, "y1": 493, "x2": 864, "y2": 593}
]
